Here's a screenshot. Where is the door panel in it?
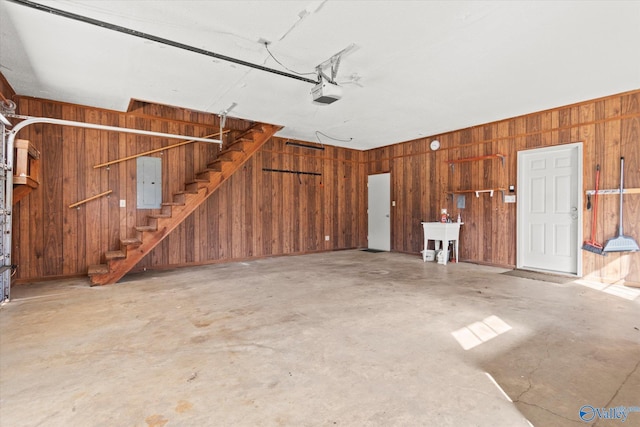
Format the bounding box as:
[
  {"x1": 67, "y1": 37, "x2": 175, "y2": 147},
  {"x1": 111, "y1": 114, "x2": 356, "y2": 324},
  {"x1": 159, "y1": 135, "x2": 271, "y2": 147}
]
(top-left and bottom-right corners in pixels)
[
  {"x1": 518, "y1": 144, "x2": 582, "y2": 274},
  {"x1": 368, "y1": 173, "x2": 390, "y2": 251}
]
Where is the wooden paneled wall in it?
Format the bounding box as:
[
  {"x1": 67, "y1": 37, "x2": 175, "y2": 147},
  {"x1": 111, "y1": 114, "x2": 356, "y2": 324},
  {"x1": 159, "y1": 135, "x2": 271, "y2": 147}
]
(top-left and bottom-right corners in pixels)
[
  {"x1": 7, "y1": 82, "x2": 639, "y2": 285},
  {"x1": 11, "y1": 97, "x2": 367, "y2": 282},
  {"x1": 367, "y1": 90, "x2": 640, "y2": 285}
]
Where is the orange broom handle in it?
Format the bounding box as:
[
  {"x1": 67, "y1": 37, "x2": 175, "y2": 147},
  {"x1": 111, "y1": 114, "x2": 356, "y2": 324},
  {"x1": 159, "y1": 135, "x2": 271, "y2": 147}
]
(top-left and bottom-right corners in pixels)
[{"x1": 591, "y1": 165, "x2": 600, "y2": 240}]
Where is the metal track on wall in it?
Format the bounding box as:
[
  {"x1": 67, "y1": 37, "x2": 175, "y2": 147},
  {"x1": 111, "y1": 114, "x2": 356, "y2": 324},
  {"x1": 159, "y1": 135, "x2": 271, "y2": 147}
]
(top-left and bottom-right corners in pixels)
[{"x1": 1, "y1": 110, "x2": 15, "y2": 302}]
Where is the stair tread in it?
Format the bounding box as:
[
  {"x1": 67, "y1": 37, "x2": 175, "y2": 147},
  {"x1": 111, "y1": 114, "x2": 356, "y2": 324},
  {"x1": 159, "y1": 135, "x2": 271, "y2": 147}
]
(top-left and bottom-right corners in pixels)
[
  {"x1": 207, "y1": 161, "x2": 230, "y2": 169},
  {"x1": 238, "y1": 126, "x2": 263, "y2": 138},
  {"x1": 175, "y1": 190, "x2": 199, "y2": 195},
  {"x1": 135, "y1": 225, "x2": 157, "y2": 231},
  {"x1": 211, "y1": 156, "x2": 234, "y2": 162},
  {"x1": 198, "y1": 167, "x2": 221, "y2": 174},
  {"x1": 105, "y1": 250, "x2": 126, "y2": 260},
  {"x1": 121, "y1": 238, "x2": 142, "y2": 245},
  {"x1": 162, "y1": 202, "x2": 185, "y2": 206},
  {"x1": 218, "y1": 150, "x2": 240, "y2": 158},
  {"x1": 222, "y1": 144, "x2": 246, "y2": 152},
  {"x1": 88, "y1": 264, "x2": 109, "y2": 275},
  {"x1": 148, "y1": 213, "x2": 172, "y2": 218}
]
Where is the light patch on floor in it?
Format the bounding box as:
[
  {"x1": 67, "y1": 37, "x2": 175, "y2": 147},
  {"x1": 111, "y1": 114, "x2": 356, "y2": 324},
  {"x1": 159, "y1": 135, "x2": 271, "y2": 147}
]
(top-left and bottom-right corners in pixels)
[
  {"x1": 452, "y1": 315, "x2": 513, "y2": 350},
  {"x1": 575, "y1": 279, "x2": 640, "y2": 301}
]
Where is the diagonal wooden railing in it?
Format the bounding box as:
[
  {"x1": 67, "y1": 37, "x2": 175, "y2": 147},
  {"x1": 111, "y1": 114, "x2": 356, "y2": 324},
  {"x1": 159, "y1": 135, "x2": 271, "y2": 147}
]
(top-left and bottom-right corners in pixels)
[
  {"x1": 68, "y1": 190, "x2": 113, "y2": 209},
  {"x1": 93, "y1": 130, "x2": 230, "y2": 169}
]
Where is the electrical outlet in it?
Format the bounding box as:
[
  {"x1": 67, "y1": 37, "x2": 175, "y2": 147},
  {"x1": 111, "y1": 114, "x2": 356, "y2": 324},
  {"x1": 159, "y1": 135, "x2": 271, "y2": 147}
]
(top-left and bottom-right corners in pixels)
[
  {"x1": 504, "y1": 195, "x2": 516, "y2": 203},
  {"x1": 325, "y1": 236, "x2": 330, "y2": 241},
  {"x1": 119, "y1": 199, "x2": 126, "y2": 208},
  {"x1": 392, "y1": 201, "x2": 396, "y2": 206}
]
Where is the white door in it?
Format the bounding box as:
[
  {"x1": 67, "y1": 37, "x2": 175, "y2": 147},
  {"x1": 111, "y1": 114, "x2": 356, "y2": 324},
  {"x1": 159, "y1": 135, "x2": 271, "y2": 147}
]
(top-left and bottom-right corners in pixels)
[
  {"x1": 517, "y1": 144, "x2": 582, "y2": 275},
  {"x1": 368, "y1": 173, "x2": 391, "y2": 251}
]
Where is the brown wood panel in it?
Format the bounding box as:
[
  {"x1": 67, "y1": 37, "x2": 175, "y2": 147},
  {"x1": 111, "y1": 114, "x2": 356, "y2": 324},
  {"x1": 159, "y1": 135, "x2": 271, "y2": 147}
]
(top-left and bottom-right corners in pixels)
[
  {"x1": 83, "y1": 109, "x2": 103, "y2": 268},
  {"x1": 230, "y1": 160, "x2": 244, "y2": 259},
  {"x1": 323, "y1": 148, "x2": 335, "y2": 250},
  {"x1": 61, "y1": 105, "x2": 78, "y2": 275},
  {"x1": 601, "y1": 98, "x2": 623, "y2": 281},
  {"x1": 28, "y1": 99, "x2": 45, "y2": 278},
  {"x1": 104, "y1": 114, "x2": 121, "y2": 257}
]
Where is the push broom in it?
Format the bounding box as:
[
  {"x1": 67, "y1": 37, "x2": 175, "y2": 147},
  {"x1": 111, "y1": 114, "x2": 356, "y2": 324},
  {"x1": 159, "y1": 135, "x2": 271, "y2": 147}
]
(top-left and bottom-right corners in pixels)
[
  {"x1": 603, "y1": 157, "x2": 640, "y2": 252},
  {"x1": 582, "y1": 164, "x2": 606, "y2": 255}
]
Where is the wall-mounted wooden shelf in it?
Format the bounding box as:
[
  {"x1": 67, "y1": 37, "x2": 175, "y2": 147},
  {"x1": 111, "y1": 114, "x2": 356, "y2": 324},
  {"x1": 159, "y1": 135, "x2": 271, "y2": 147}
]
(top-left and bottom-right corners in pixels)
[
  {"x1": 447, "y1": 187, "x2": 507, "y2": 201},
  {"x1": 585, "y1": 188, "x2": 640, "y2": 196},
  {"x1": 446, "y1": 154, "x2": 506, "y2": 172},
  {"x1": 448, "y1": 188, "x2": 506, "y2": 198}
]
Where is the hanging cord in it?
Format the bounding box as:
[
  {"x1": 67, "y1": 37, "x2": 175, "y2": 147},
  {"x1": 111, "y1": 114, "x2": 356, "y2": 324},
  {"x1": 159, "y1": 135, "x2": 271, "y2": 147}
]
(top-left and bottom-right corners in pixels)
[
  {"x1": 315, "y1": 131, "x2": 353, "y2": 145},
  {"x1": 263, "y1": 42, "x2": 317, "y2": 77}
]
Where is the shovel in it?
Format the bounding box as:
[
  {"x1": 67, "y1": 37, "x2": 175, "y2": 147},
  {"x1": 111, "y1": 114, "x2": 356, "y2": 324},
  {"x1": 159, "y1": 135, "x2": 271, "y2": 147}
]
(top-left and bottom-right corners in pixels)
[{"x1": 603, "y1": 157, "x2": 639, "y2": 252}]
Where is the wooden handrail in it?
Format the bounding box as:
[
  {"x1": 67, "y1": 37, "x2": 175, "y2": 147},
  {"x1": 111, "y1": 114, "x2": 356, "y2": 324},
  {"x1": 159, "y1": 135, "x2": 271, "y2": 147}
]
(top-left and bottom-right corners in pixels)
[
  {"x1": 93, "y1": 130, "x2": 231, "y2": 169},
  {"x1": 69, "y1": 190, "x2": 112, "y2": 208}
]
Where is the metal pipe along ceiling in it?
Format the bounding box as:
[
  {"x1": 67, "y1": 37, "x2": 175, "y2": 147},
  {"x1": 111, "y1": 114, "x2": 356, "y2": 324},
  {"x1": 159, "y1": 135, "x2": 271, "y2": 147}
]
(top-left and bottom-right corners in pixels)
[{"x1": 7, "y1": 115, "x2": 222, "y2": 145}]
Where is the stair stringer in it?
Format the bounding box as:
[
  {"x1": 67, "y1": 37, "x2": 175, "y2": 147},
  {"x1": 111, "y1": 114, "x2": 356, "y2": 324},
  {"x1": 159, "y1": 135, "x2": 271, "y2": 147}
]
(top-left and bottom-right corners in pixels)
[{"x1": 88, "y1": 122, "x2": 281, "y2": 285}]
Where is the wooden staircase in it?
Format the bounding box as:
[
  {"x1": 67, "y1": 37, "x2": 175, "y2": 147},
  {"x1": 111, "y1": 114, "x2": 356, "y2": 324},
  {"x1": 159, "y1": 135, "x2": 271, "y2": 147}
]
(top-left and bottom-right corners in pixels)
[{"x1": 88, "y1": 122, "x2": 281, "y2": 285}]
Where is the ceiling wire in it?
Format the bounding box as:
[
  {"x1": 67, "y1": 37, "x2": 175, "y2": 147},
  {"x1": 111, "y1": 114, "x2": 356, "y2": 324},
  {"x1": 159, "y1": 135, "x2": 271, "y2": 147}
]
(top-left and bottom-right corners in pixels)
[
  {"x1": 264, "y1": 43, "x2": 317, "y2": 77},
  {"x1": 316, "y1": 131, "x2": 353, "y2": 144}
]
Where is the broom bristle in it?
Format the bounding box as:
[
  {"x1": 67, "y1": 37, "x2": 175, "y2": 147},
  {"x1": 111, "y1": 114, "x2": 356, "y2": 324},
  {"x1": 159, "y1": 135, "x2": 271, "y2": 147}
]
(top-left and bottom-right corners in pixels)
[{"x1": 582, "y1": 240, "x2": 606, "y2": 255}]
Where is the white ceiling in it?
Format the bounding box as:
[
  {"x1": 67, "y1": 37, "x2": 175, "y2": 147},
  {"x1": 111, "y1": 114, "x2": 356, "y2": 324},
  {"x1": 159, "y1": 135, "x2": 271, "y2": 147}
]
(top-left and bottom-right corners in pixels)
[{"x1": 1, "y1": 0, "x2": 639, "y2": 150}]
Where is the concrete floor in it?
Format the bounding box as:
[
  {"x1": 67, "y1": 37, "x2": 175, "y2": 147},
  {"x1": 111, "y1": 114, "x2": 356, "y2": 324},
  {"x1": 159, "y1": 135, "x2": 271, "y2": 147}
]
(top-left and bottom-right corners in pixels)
[{"x1": 1, "y1": 250, "x2": 639, "y2": 427}]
